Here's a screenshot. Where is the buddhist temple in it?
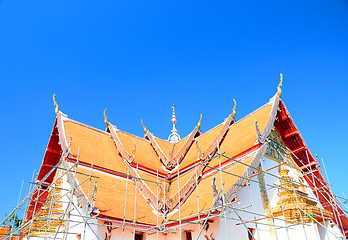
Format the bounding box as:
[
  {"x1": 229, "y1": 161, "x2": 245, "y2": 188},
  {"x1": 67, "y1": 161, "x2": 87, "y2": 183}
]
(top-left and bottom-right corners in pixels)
[{"x1": 1, "y1": 75, "x2": 348, "y2": 240}]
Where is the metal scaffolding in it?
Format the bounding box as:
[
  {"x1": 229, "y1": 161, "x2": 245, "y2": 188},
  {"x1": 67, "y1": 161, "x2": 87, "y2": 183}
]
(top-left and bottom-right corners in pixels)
[{"x1": 1, "y1": 137, "x2": 347, "y2": 240}]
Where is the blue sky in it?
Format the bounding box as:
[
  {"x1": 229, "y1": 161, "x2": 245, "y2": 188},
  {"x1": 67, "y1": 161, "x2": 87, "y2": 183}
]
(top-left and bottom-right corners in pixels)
[{"x1": 0, "y1": 0, "x2": 348, "y2": 219}]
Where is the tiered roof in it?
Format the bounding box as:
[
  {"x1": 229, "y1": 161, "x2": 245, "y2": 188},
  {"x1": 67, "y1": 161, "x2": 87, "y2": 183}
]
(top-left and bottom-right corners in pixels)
[
  {"x1": 27, "y1": 85, "x2": 348, "y2": 237},
  {"x1": 42, "y1": 97, "x2": 275, "y2": 226}
]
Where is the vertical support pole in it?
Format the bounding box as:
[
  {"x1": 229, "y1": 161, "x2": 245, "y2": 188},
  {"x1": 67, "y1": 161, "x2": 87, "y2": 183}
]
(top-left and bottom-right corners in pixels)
[
  {"x1": 195, "y1": 166, "x2": 201, "y2": 234},
  {"x1": 27, "y1": 172, "x2": 41, "y2": 237},
  {"x1": 43, "y1": 167, "x2": 59, "y2": 239},
  {"x1": 291, "y1": 183, "x2": 308, "y2": 240},
  {"x1": 276, "y1": 173, "x2": 290, "y2": 240},
  {"x1": 63, "y1": 177, "x2": 74, "y2": 240},
  {"x1": 14, "y1": 180, "x2": 24, "y2": 240},
  {"x1": 217, "y1": 140, "x2": 228, "y2": 240},
  {"x1": 259, "y1": 159, "x2": 279, "y2": 240},
  {"x1": 21, "y1": 169, "x2": 36, "y2": 240},
  {"x1": 196, "y1": 189, "x2": 223, "y2": 240},
  {"x1": 17, "y1": 181, "x2": 24, "y2": 209},
  {"x1": 83, "y1": 158, "x2": 93, "y2": 240},
  {"x1": 133, "y1": 164, "x2": 139, "y2": 238},
  {"x1": 24, "y1": 169, "x2": 36, "y2": 218},
  {"x1": 123, "y1": 169, "x2": 129, "y2": 240},
  {"x1": 163, "y1": 177, "x2": 166, "y2": 239},
  {"x1": 177, "y1": 157, "x2": 182, "y2": 240},
  {"x1": 156, "y1": 169, "x2": 159, "y2": 240},
  {"x1": 246, "y1": 168, "x2": 257, "y2": 240},
  {"x1": 63, "y1": 150, "x2": 79, "y2": 240}
]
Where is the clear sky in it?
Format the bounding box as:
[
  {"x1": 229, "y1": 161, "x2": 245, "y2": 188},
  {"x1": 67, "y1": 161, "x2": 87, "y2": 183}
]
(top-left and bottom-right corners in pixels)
[{"x1": 0, "y1": 0, "x2": 348, "y2": 220}]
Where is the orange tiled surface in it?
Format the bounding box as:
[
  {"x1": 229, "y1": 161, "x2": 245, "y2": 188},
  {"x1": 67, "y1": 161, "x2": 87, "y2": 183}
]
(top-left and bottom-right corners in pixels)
[
  {"x1": 64, "y1": 122, "x2": 127, "y2": 174},
  {"x1": 62, "y1": 102, "x2": 273, "y2": 225},
  {"x1": 167, "y1": 156, "x2": 255, "y2": 222},
  {"x1": 75, "y1": 166, "x2": 163, "y2": 225}
]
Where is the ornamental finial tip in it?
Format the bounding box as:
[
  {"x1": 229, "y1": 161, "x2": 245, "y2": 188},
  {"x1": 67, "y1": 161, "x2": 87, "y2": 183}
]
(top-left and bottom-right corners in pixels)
[
  {"x1": 53, "y1": 93, "x2": 59, "y2": 115},
  {"x1": 141, "y1": 119, "x2": 147, "y2": 133},
  {"x1": 277, "y1": 73, "x2": 283, "y2": 97},
  {"x1": 171, "y1": 104, "x2": 177, "y2": 124},
  {"x1": 231, "y1": 99, "x2": 237, "y2": 118},
  {"x1": 104, "y1": 108, "x2": 110, "y2": 126},
  {"x1": 197, "y1": 114, "x2": 202, "y2": 129},
  {"x1": 168, "y1": 104, "x2": 181, "y2": 143}
]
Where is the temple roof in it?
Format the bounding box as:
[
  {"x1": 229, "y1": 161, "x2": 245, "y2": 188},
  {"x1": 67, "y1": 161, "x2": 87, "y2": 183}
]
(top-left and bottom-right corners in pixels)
[
  {"x1": 27, "y1": 86, "x2": 348, "y2": 236},
  {"x1": 61, "y1": 103, "x2": 272, "y2": 178},
  {"x1": 50, "y1": 95, "x2": 276, "y2": 226},
  {"x1": 27, "y1": 92, "x2": 346, "y2": 237}
]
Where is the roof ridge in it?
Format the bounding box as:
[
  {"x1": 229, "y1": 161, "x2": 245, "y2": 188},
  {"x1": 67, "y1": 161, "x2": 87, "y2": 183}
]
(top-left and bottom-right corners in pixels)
[
  {"x1": 63, "y1": 119, "x2": 110, "y2": 136},
  {"x1": 117, "y1": 129, "x2": 151, "y2": 143},
  {"x1": 60, "y1": 100, "x2": 271, "y2": 145},
  {"x1": 233, "y1": 101, "x2": 271, "y2": 125},
  {"x1": 62, "y1": 117, "x2": 154, "y2": 145}
]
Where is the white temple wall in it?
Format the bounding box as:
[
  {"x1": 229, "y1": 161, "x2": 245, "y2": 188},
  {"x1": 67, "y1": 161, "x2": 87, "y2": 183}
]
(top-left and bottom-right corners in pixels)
[
  {"x1": 287, "y1": 223, "x2": 320, "y2": 240},
  {"x1": 199, "y1": 157, "x2": 280, "y2": 240},
  {"x1": 318, "y1": 221, "x2": 345, "y2": 240},
  {"x1": 61, "y1": 171, "x2": 99, "y2": 240}
]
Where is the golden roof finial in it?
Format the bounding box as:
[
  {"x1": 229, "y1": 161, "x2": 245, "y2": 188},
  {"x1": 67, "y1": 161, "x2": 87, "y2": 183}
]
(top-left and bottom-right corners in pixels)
[
  {"x1": 171, "y1": 104, "x2": 177, "y2": 124},
  {"x1": 231, "y1": 99, "x2": 237, "y2": 118},
  {"x1": 104, "y1": 108, "x2": 110, "y2": 126},
  {"x1": 168, "y1": 104, "x2": 181, "y2": 143},
  {"x1": 277, "y1": 73, "x2": 283, "y2": 97},
  {"x1": 53, "y1": 93, "x2": 59, "y2": 115},
  {"x1": 197, "y1": 114, "x2": 203, "y2": 129},
  {"x1": 141, "y1": 119, "x2": 148, "y2": 133}
]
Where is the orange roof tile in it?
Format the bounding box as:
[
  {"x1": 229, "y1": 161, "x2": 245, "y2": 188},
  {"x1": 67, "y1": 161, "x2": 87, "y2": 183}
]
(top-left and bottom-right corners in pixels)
[
  {"x1": 208, "y1": 104, "x2": 272, "y2": 168},
  {"x1": 154, "y1": 137, "x2": 174, "y2": 157},
  {"x1": 178, "y1": 124, "x2": 224, "y2": 171},
  {"x1": 116, "y1": 130, "x2": 166, "y2": 174},
  {"x1": 75, "y1": 166, "x2": 163, "y2": 225},
  {"x1": 167, "y1": 155, "x2": 255, "y2": 222},
  {"x1": 171, "y1": 103, "x2": 272, "y2": 174},
  {"x1": 64, "y1": 121, "x2": 128, "y2": 175},
  {"x1": 64, "y1": 121, "x2": 168, "y2": 175},
  {"x1": 0, "y1": 226, "x2": 10, "y2": 236},
  {"x1": 59, "y1": 100, "x2": 275, "y2": 223}
]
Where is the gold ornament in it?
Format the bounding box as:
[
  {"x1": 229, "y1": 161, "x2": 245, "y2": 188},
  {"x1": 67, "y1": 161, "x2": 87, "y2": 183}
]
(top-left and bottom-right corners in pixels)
[
  {"x1": 197, "y1": 114, "x2": 202, "y2": 129},
  {"x1": 277, "y1": 73, "x2": 283, "y2": 97},
  {"x1": 231, "y1": 99, "x2": 237, "y2": 118},
  {"x1": 141, "y1": 119, "x2": 148, "y2": 133},
  {"x1": 104, "y1": 108, "x2": 110, "y2": 126},
  {"x1": 53, "y1": 93, "x2": 59, "y2": 115}
]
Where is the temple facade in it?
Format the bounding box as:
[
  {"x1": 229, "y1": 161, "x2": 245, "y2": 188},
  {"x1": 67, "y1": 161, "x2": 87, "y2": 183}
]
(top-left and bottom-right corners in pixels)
[{"x1": 1, "y1": 78, "x2": 348, "y2": 240}]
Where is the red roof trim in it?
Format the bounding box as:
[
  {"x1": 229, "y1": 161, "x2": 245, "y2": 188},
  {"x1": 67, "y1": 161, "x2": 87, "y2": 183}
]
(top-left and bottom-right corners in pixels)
[{"x1": 275, "y1": 99, "x2": 348, "y2": 237}]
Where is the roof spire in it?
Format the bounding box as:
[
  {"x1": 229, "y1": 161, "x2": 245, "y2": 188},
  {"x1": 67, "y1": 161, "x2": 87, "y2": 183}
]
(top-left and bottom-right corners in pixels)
[
  {"x1": 171, "y1": 104, "x2": 177, "y2": 124},
  {"x1": 277, "y1": 73, "x2": 283, "y2": 97},
  {"x1": 168, "y1": 104, "x2": 181, "y2": 143},
  {"x1": 141, "y1": 119, "x2": 148, "y2": 134},
  {"x1": 231, "y1": 99, "x2": 236, "y2": 118},
  {"x1": 53, "y1": 93, "x2": 59, "y2": 115},
  {"x1": 197, "y1": 114, "x2": 202, "y2": 130},
  {"x1": 228, "y1": 99, "x2": 237, "y2": 119},
  {"x1": 104, "y1": 108, "x2": 110, "y2": 126}
]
